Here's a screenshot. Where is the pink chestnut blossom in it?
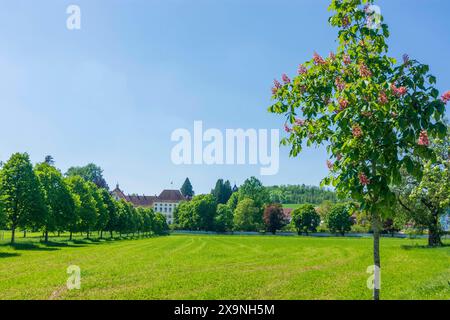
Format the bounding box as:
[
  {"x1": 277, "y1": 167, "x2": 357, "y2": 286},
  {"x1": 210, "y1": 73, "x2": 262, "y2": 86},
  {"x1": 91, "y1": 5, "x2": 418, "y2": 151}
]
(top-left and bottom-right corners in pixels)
[
  {"x1": 339, "y1": 99, "x2": 349, "y2": 110},
  {"x1": 441, "y1": 91, "x2": 450, "y2": 104},
  {"x1": 359, "y1": 63, "x2": 372, "y2": 78},
  {"x1": 284, "y1": 125, "x2": 292, "y2": 133},
  {"x1": 335, "y1": 77, "x2": 346, "y2": 91},
  {"x1": 313, "y1": 52, "x2": 326, "y2": 65},
  {"x1": 391, "y1": 84, "x2": 407, "y2": 97},
  {"x1": 282, "y1": 73, "x2": 291, "y2": 84},
  {"x1": 352, "y1": 125, "x2": 363, "y2": 138},
  {"x1": 418, "y1": 130, "x2": 429, "y2": 146},
  {"x1": 378, "y1": 91, "x2": 388, "y2": 105},
  {"x1": 359, "y1": 173, "x2": 370, "y2": 186},
  {"x1": 329, "y1": 52, "x2": 336, "y2": 61},
  {"x1": 273, "y1": 79, "x2": 282, "y2": 89},
  {"x1": 272, "y1": 79, "x2": 282, "y2": 95},
  {"x1": 298, "y1": 64, "x2": 308, "y2": 75},
  {"x1": 403, "y1": 54, "x2": 410, "y2": 66},
  {"x1": 326, "y1": 160, "x2": 334, "y2": 170},
  {"x1": 295, "y1": 118, "x2": 305, "y2": 126},
  {"x1": 343, "y1": 55, "x2": 351, "y2": 65}
]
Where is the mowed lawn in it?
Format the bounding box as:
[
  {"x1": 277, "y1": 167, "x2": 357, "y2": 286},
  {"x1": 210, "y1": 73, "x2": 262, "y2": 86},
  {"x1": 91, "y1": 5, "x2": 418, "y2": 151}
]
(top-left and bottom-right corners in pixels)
[{"x1": 0, "y1": 234, "x2": 449, "y2": 300}]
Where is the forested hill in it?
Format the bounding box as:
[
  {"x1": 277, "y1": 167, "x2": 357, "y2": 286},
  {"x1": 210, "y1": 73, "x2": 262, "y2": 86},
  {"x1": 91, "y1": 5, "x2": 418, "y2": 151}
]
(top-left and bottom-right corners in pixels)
[{"x1": 267, "y1": 185, "x2": 336, "y2": 205}]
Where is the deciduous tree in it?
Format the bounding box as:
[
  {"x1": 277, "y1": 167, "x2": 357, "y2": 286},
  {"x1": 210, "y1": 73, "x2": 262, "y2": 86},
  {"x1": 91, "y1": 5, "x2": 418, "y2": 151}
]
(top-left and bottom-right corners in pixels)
[
  {"x1": 214, "y1": 204, "x2": 234, "y2": 232},
  {"x1": 66, "y1": 176, "x2": 98, "y2": 238},
  {"x1": 0, "y1": 153, "x2": 45, "y2": 244},
  {"x1": 326, "y1": 203, "x2": 354, "y2": 236},
  {"x1": 35, "y1": 162, "x2": 75, "y2": 242},
  {"x1": 66, "y1": 163, "x2": 109, "y2": 190},
  {"x1": 268, "y1": 0, "x2": 448, "y2": 299},
  {"x1": 263, "y1": 204, "x2": 287, "y2": 234},
  {"x1": 291, "y1": 204, "x2": 320, "y2": 235}
]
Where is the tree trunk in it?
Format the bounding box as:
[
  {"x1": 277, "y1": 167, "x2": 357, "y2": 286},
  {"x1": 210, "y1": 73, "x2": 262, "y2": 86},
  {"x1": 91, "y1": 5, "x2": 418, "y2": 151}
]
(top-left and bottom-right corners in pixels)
[
  {"x1": 100, "y1": 230, "x2": 103, "y2": 239},
  {"x1": 69, "y1": 231, "x2": 73, "y2": 241},
  {"x1": 45, "y1": 231, "x2": 49, "y2": 243},
  {"x1": 23, "y1": 230, "x2": 26, "y2": 238},
  {"x1": 11, "y1": 227, "x2": 16, "y2": 244},
  {"x1": 428, "y1": 212, "x2": 442, "y2": 247},
  {"x1": 372, "y1": 214, "x2": 381, "y2": 301}
]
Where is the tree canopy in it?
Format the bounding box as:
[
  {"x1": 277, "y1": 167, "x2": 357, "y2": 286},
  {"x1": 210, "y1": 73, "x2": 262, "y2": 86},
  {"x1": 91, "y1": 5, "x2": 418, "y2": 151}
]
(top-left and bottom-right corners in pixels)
[{"x1": 66, "y1": 163, "x2": 109, "y2": 190}]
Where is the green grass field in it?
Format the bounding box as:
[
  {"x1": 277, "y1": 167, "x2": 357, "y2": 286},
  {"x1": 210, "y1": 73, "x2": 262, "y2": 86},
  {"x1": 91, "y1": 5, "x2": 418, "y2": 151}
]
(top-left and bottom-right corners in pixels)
[
  {"x1": 282, "y1": 204, "x2": 303, "y2": 209},
  {"x1": 0, "y1": 233, "x2": 448, "y2": 300}
]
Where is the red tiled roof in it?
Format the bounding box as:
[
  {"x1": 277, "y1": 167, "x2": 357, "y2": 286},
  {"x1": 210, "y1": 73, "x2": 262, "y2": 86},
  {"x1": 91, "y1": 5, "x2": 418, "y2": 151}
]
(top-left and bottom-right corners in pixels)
[
  {"x1": 125, "y1": 195, "x2": 157, "y2": 207},
  {"x1": 157, "y1": 189, "x2": 185, "y2": 202},
  {"x1": 112, "y1": 186, "x2": 185, "y2": 207}
]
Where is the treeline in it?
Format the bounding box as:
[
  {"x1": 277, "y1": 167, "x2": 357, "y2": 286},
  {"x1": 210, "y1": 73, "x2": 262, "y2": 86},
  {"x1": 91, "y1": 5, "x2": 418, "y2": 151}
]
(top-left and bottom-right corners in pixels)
[
  {"x1": 173, "y1": 177, "x2": 280, "y2": 232},
  {"x1": 173, "y1": 176, "x2": 357, "y2": 236},
  {"x1": 0, "y1": 153, "x2": 169, "y2": 244},
  {"x1": 267, "y1": 185, "x2": 336, "y2": 205}
]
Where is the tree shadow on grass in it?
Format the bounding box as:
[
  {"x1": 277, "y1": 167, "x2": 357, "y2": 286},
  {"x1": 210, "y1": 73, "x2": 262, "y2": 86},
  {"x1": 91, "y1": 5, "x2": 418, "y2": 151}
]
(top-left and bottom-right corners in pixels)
[
  {"x1": 41, "y1": 241, "x2": 84, "y2": 248},
  {"x1": 0, "y1": 252, "x2": 21, "y2": 258},
  {"x1": 0, "y1": 242, "x2": 59, "y2": 251},
  {"x1": 401, "y1": 243, "x2": 450, "y2": 250},
  {"x1": 71, "y1": 239, "x2": 102, "y2": 245}
]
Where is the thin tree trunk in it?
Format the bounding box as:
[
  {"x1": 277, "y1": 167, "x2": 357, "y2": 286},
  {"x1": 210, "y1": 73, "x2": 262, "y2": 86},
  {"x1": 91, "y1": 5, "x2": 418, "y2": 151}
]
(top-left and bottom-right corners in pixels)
[
  {"x1": 11, "y1": 227, "x2": 16, "y2": 244},
  {"x1": 100, "y1": 230, "x2": 103, "y2": 239},
  {"x1": 69, "y1": 231, "x2": 73, "y2": 241},
  {"x1": 372, "y1": 214, "x2": 381, "y2": 301},
  {"x1": 23, "y1": 230, "x2": 26, "y2": 238},
  {"x1": 45, "y1": 231, "x2": 49, "y2": 243}
]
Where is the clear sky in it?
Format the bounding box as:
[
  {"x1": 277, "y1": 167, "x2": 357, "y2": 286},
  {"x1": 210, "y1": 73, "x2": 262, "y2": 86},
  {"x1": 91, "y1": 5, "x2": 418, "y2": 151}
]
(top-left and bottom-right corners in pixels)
[{"x1": 0, "y1": 0, "x2": 449, "y2": 195}]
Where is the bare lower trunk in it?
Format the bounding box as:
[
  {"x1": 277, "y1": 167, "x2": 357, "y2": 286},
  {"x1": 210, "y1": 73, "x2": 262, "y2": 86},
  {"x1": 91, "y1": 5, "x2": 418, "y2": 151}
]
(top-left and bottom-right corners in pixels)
[
  {"x1": 11, "y1": 227, "x2": 16, "y2": 244},
  {"x1": 100, "y1": 230, "x2": 103, "y2": 239},
  {"x1": 372, "y1": 214, "x2": 381, "y2": 301},
  {"x1": 45, "y1": 231, "x2": 49, "y2": 243},
  {"x1": 23, "y1": 230, "x2": 26, "y2": 238},
  {"x1": 69, "y1": 231, "x2": 73, "y2": 241},
  {"x1": 428, "y1": 212, "x2": 442, "y2": 247}
]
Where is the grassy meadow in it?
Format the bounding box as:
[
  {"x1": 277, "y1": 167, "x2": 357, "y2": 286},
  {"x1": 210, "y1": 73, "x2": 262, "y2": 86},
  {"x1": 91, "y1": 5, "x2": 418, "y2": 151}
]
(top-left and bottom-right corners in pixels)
[{"x1": 0, "y1": 232, "x2": 449, "y2": 300}]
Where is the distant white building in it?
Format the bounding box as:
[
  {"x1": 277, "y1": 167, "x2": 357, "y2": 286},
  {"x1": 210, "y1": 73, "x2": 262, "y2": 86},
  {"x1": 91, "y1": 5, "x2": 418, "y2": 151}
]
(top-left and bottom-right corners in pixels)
[{"x1": 111, "y1": 185, "x2": 186, "y2": 224}]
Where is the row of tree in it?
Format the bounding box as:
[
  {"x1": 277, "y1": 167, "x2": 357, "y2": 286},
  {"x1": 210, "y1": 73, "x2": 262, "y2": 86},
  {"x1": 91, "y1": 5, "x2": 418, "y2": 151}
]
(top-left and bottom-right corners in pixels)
[
  {"x1": 0, "y1": 153, "x2": 169, "y2": 244},
  {"x1": 175, "y1": 170, "x2": 449, "y2": 245}
]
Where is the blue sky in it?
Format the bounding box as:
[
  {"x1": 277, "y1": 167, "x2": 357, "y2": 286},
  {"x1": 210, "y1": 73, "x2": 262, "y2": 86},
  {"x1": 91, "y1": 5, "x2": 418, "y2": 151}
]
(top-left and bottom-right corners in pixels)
[{"x1": 0, "y1": 0, "x2": 449, "y2": 195}]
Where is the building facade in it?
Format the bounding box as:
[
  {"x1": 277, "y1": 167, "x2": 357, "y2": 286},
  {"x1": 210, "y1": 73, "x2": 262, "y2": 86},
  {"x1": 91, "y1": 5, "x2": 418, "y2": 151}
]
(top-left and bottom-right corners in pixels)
[{"x1": 111, "y1": 185, "x2": 185, "y2": 225}]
